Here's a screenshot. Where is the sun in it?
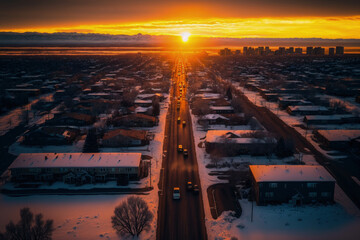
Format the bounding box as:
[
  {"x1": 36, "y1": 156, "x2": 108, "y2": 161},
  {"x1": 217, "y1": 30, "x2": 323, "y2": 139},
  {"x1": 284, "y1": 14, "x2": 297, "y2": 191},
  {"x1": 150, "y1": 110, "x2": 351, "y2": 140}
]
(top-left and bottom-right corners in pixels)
[{"x1": 181, "y1": 32, "x2": 191, "y2": 42}]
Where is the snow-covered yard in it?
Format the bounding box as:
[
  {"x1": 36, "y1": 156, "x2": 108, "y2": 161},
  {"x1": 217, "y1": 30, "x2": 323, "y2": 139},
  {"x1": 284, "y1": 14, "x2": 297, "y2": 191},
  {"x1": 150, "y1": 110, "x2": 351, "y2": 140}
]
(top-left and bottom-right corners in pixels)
[
  {"x1": 0, "y1": 98, "x2": 169, "y2": 240},
  {"x1": 190, "y1": 112, "x2": 360, "y2": 240}
]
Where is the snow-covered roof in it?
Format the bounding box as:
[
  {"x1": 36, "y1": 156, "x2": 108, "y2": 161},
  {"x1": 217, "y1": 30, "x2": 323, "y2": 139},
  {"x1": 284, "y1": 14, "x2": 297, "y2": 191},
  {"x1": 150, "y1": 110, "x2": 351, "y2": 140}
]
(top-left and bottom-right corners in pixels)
[
  {"x1": 202, "y1": 114, "x2": 229, "y2": 120},
  {"x1": 317, "y1": 129, "x2": 360, "y2": 142},
  {"x1": 304, "y1": 114, "x2": 355, "y2": 121},
  {"x1": 288, "y1": 106, "x2": 329, "y2": 111},
  {"x1": 134, "y1": 99, "x2": 152, "y2": 104},
  {"x1": 195, "y1": 93, "x2": 221, "y2": 99},
  {"x1": 210, "y1": 106, "x2": 234, "y2": 111},
  {"x1": 250, "y1": 165, "x2": 335, "y2": 182},
  {"x1": 206, "y1": 130, "x2": 272, "y2": 143},
  {"x1": 9, "y1": 153, "x2": 142, "y2": 169},
  {"x1": 135, "y1": 106, "x2": 149, "y2": 113}
]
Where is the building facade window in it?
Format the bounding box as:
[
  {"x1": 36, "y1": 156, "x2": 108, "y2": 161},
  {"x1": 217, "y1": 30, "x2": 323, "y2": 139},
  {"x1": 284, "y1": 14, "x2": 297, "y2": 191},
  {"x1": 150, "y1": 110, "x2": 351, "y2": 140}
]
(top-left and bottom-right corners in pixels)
[
  {"x1": 269, "y1": 183, "x2": 278, "y2": 188},
  {"x1": 309, "y1": 192, "x2": 317, "y2": 197},
  {"x1": 265, "y1": 192, "x2": 274, "y2": 198},
  {"x1": 307, "y1": 183, "x2": 317, "y2": 188},
  {"x1": 321, "y1": 192, "x2": 330, "y2": 197}
]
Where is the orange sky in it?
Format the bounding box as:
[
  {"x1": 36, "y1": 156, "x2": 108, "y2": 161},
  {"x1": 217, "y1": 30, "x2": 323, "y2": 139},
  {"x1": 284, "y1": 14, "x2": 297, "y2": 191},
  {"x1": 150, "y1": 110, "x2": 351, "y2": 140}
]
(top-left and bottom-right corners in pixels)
[{"x1": 0, "y1": 1, "x2": 359, "y2": 39}]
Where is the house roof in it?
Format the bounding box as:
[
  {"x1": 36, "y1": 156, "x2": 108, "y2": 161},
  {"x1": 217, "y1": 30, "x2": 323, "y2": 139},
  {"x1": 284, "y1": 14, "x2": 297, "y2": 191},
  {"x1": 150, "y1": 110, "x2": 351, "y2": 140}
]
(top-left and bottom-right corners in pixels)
[
  {"x1": 63, "y1": 112, "x2": 93, "y2": 122},
  {"x1": 103, "y1": 129, "x2": 147, "y2": 141},
  {"x1": 210, "y1": 106, "x2": 234, "y2": 111},
  {"x1": 201, "y1": 114, "x2": 229, "y2": 120},
  {"x1": 206, "y1": 130, "x2": 273, "y2": 143},
  {"x1": 317, "y1": 129, "x2": 360, "y2": 142},
  {"x1": 250, "y1": 165, "x2": 335, "y2": 182},
  {"x1": 288, "y1": 106, "x2": 329, "y2": 112},
  {"x1": 304, "y1": 114, "x2": 355, "y2": 121},
  {"x1": 119, "y1": 113, "x2": 157, "y2": 122},
  {"x1": 9, "y1": 152, "x2": 142, "y2": 169}
]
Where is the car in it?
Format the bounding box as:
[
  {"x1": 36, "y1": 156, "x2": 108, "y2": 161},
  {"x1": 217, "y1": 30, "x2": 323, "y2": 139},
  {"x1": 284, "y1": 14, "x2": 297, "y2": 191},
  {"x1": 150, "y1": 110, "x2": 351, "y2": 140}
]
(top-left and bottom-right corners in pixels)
[
  {"x1": 173, "y1": 187, "x2": 180, "y2": 199},
  {"x1": 193, "y1": 185, "x2": 199, "y2": 194},
  {"x1": 183, "y1": 149, "x2": 188, "y2": 157},
  {"x1": 186, "y1": 182, "x2": 193, "y2": 191},
  {"x1": 177, "y1": 117, "x2": 181, "y2": 123},
  {"x1": 178, "y1": 145, "x2": 183, "y2": 152},
  {"x1": 182, "y1": 121, "x2": 186, "y2": 126}
]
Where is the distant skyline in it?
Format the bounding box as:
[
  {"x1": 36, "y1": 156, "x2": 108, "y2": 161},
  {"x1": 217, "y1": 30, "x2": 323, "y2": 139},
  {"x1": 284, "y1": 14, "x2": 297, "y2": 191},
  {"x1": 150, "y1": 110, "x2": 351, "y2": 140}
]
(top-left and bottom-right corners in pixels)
[{"x1": 0, "y1": 0, "x2": 359, "y2": 39}]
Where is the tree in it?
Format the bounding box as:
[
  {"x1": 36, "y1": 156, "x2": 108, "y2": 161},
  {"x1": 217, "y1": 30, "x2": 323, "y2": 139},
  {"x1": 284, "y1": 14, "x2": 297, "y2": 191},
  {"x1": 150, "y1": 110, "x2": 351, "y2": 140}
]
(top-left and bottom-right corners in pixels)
[
  {"x1": 152, "y1": 98, "x2": 160, "y2": 116},
  {"x1": 0, "y1": 208, "x2": 54, "y2": 240},
  {"x1": 83, "y1": 128, "x2": 99, "y2": 153},
  {"x1": 275, "y1": 137, "x2": 295, "y2": 158},
  {"x1": 111, "y1": 196, "x2": 153, "y2": 237},
  {"x1": 226, "y1": 86, "x2": 232, "y2": 100},
  {"x1": 192, "y1": 99, "x2": 211, "y2": 116}
]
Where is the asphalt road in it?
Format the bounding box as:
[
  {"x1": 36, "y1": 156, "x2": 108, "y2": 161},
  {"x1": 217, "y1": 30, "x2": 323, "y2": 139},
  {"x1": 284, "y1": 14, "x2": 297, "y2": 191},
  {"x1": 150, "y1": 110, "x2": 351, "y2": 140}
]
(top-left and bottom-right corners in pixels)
[{"x1": 157, "y1": 57, "x2": 207, "y2": 240}]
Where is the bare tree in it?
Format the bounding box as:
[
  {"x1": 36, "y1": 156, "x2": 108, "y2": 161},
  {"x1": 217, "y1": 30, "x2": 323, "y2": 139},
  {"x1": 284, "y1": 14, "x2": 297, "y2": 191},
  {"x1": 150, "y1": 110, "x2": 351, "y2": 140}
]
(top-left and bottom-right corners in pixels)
[
  {"x1": 111, "y1": 196, "x2": 153, "y2": 237},
  {"x1": 192, "y1": 99, "x2": 211, "y2": 116},
  {"x1": 0, "y1": 208, "x2": 54, "y2": 240}
]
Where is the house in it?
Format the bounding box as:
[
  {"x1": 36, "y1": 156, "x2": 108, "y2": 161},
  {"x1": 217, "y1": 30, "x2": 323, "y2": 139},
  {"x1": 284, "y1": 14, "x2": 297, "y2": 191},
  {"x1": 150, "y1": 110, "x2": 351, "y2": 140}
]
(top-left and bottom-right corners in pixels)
[
  {"x1": 287, "y1": 106, "x2": 330, "y2": 115},
  {"x1": 198, "y1": 113, "x2": 246, "y2": 126},
  {"x1": 134, "y1": 99, "x2": 153, "y2": 107},
  {"x1": 112, "y1": 114, "x2": 158, "y2": 127},
  {"x1": 22, "y1": 127, "x2": 80, "y2": 146},
  {"x1": 135, "y1": 106, "x2": 153, "y2": 115},
  {"x1": 303, "y1": 114, "x2": 360, "y2": 125},
  {"x1": 46, "y1": 112, "x2": 95, "y2": 126},
  {"x1": 205, "y1": 130, "x2": 276, "y2": 156},
  {"x1": 101, "y1": 129, "x2": 149, "y2": 147},
  {"x1": 250, "y1": 165, "x2": 336, "y2": 205},
  {"x1": 198, "y1": 114, "x2": 230, "y2": 125},
  {"x1": 278, "y1": 97, "x2": 312, "y2": 109},
  {"x1": 6, "y1": 88, "x2": 40, "y2": 97},
  {"x1": 210, "y1": 106, "x2": 235, "y2": 114},
  {"x1": 9, "y1": 152, "x2": 144, "y2": 184},
  {"x1": 313, "y1": 129, "x2": 360, "y2": 150}
]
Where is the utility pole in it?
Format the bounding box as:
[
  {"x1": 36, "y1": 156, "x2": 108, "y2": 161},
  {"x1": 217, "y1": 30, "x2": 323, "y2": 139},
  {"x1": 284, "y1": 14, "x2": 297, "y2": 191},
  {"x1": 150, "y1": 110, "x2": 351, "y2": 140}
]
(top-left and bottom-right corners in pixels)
[
  {"x1": 251, "y1": 196, "x2": 254, "y2": 222},
  {"x1": 149, "y1": 160, "x2": 152, "y2": 188}
]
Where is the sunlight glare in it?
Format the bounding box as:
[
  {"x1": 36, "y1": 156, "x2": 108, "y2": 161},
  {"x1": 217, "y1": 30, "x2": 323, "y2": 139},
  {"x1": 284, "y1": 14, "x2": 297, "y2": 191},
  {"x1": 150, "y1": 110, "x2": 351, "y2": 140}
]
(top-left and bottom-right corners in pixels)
[{"x1": 181, "y1": 32, "x2": 191, "y2": 42}]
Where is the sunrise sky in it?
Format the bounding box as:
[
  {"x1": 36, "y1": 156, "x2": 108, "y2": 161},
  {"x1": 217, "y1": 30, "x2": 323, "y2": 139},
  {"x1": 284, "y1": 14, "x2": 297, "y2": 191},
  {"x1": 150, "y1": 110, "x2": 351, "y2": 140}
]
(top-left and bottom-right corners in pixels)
[{"x1": 1, "y1": 0, "x2": 359, "y2": 39}]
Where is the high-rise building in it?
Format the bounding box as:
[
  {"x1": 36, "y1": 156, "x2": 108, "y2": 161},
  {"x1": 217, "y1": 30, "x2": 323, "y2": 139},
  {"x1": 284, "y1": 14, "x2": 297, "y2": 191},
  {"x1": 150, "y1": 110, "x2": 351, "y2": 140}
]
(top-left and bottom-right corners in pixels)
[
  {"x1": 288, "y1": 47, "x2": 294, "y2": 54},
  {"x1": 306, "y1": 47, "x2": 313, "y2": 55},
  {"x1": 329, "y1": 48, "x2": 335, "y2": 56},
  {"x1": 336, "y1": 46, "x2": 344, "y2": 55},
  {"x1": 313, "y1": 47, "x2": 325, "y2": 55},
  {"x1": 243, "y1": 47, "x2": 248, "y2": 56},
  {"x1": 219, "y1": 48, "x2": 232, "y2": 56},
  {"x1": 295, "y1": 48, "x2": 303, "y2": 54},
  {"x1": 278, "y1": 47, "x2": 286, "y2": 55}
]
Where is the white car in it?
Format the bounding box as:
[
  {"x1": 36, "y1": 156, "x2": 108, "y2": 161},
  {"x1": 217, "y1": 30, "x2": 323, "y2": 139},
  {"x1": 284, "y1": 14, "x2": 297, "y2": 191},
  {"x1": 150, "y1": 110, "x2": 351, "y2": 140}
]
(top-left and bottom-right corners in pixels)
[{"x1": 173, "y1": 187, "x2": 180, "y2": 200}]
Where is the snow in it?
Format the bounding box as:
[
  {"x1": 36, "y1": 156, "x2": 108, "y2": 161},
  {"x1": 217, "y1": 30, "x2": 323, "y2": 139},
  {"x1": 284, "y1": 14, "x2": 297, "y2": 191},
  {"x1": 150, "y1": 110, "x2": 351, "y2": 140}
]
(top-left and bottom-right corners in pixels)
[
  {"x1": 210, "y1": 106, "x2": 234, "y2": 111},
  {"x1": 0, "y1": 93, "x2": 170, "y2": 240},
  {"x1": 9, "y1": 152, "x2": 142, "y2": 169},
  {"x1": 316, "y1": 129, "x2": 360, "y2": 142},
  {"x1": 205, "y1": 130, "x2": 268, "y2": 143},
  {"x1": 0, "y1": 93, "x2": 54, "y2": 136},
  {"x1": 189, "y1": 98, "x2": 360, "y2": 240},
  {"x1": 206, "y1": 200, "x2": 360, "y2": 240},
  {"x1": 250, "y1": 165, "x2": 335, "y2": 182}
]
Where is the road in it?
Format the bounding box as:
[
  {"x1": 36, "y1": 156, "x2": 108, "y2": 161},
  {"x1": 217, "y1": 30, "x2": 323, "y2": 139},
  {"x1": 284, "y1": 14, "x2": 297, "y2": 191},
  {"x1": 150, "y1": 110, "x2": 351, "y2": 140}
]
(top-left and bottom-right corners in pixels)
[{"x1": 157, "y1": 56, "x2": 207, "y2": 240}]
